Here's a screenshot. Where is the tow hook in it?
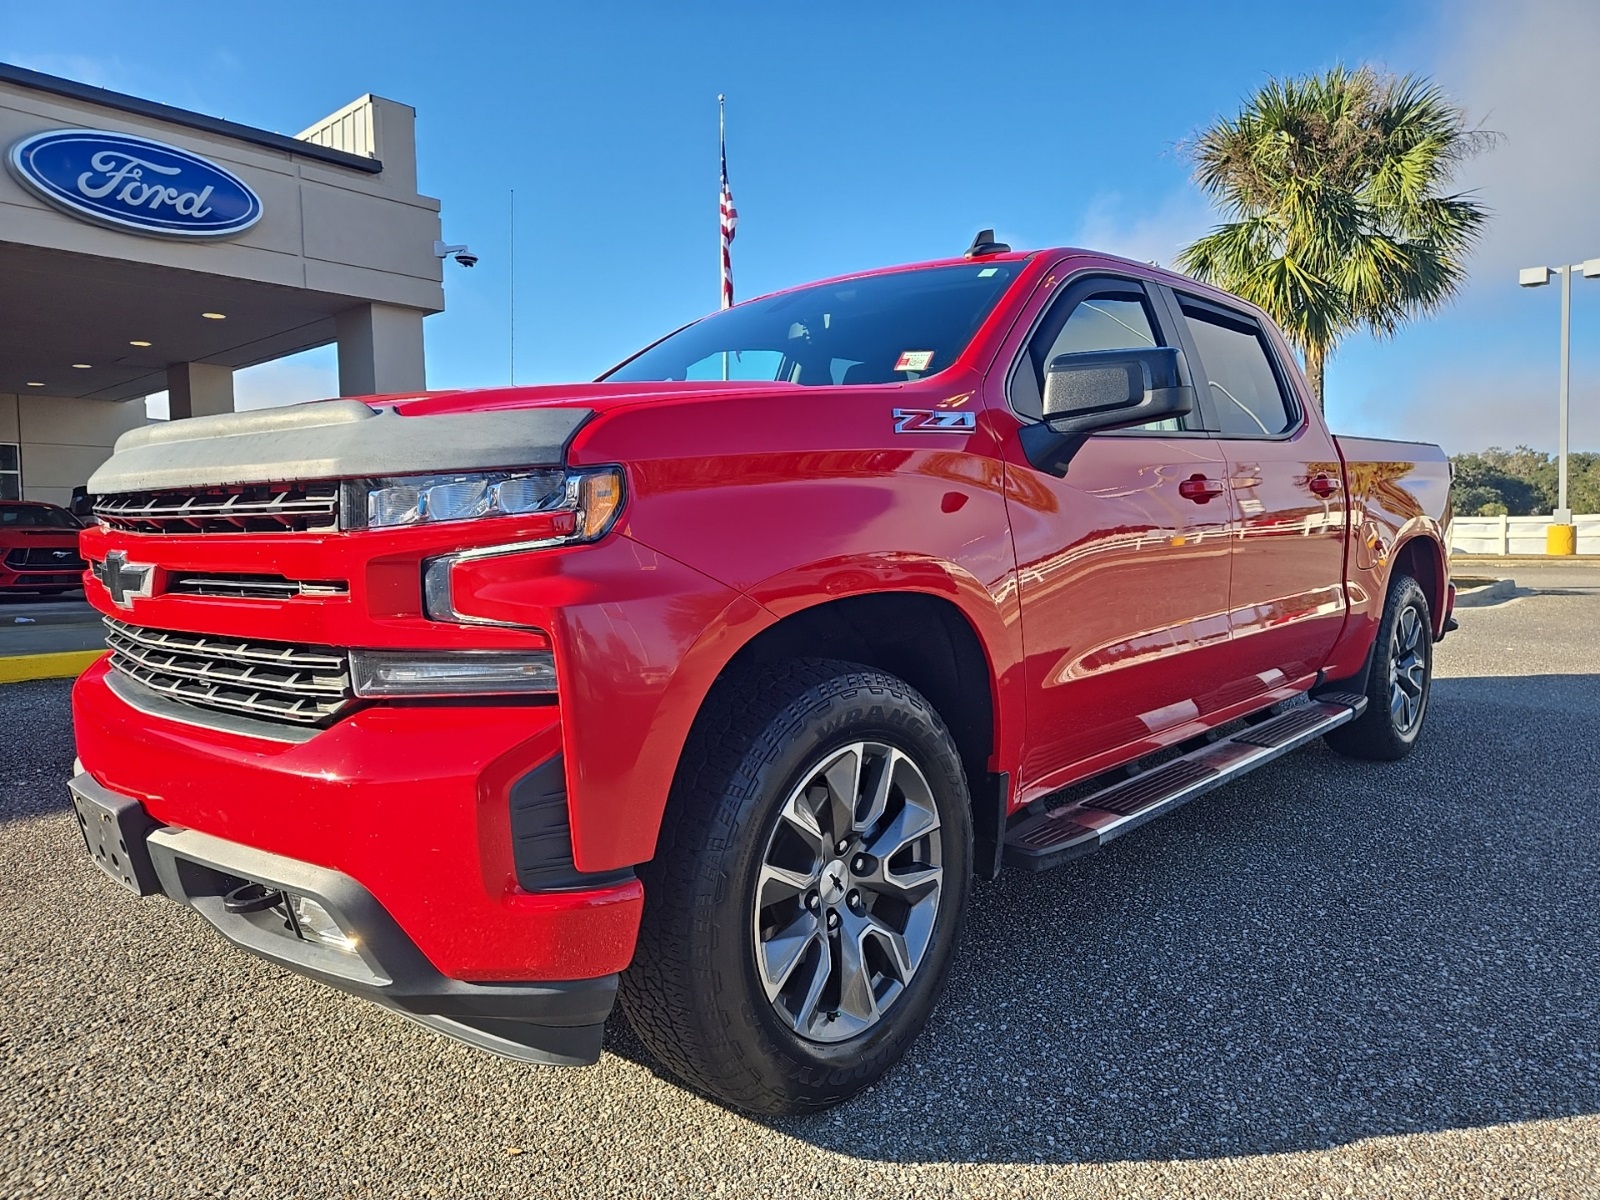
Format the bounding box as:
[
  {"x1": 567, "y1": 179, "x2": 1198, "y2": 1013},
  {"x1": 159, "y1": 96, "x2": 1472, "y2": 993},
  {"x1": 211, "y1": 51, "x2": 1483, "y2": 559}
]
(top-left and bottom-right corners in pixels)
[{"x1": 222, "y1": 881, "x2": 285, "y2": 914}]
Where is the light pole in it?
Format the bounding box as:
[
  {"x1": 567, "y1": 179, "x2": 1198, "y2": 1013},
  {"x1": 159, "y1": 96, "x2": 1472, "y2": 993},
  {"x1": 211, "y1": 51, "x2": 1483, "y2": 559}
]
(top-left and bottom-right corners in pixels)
[{"x1": 1519, "y1": 258, "x2": 1600, "y2": 554}]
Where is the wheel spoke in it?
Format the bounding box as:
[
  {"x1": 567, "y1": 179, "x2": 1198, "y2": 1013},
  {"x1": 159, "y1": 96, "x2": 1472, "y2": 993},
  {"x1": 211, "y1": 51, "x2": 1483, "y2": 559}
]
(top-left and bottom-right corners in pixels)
[
  {"x1": 790, "y1": 928, "x2": 833, "y2": 1031},
  {"x1": 856, "y1": 909, "x2": 914, "y2": 980},
  {"x1": 758, "y1": 910, "x2": 822, "y2": 1001},
  {"x1": 777, "y1": 789, "x2": 827, "y2": 857},
  {"x1": 834, "y1": 917, "x2": 880, "y2": 1026},
  {"x1": 854, "y1": 747, "x2": 895, "y2": 835},
  {"x1": 819, "y1": 746, "x2": 863, "y2": 845},
  {"x1": 757, "y1": 861, "x2": 818, "y2": 906},
  {"x1": 864, "y1": 795, "x2": 939, "y2": 864}
]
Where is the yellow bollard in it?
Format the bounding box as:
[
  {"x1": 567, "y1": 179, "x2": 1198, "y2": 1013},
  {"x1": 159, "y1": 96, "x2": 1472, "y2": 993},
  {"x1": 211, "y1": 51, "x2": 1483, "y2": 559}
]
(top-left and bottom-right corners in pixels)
[{"x1": 1547, "y1": 523, "x2": 1578, "y2": 556}]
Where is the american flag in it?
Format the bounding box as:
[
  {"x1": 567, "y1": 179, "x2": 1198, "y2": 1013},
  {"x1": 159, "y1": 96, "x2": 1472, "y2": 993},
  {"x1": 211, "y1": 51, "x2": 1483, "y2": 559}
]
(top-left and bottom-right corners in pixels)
[{"x1": 719, "y1": 102, "x2": 737, "y2": 309}]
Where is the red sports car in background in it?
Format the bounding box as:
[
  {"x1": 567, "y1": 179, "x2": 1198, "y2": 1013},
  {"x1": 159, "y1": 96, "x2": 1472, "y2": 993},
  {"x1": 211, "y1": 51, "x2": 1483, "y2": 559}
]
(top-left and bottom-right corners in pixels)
[{"x1": 0, "y1": 501, "x2": 86, "y2": 594}]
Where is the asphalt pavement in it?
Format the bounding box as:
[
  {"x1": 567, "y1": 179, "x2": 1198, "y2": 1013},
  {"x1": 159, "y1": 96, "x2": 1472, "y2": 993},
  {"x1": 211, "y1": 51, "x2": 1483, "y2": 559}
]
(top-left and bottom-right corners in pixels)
[
  {"x1": 2, "y1": 578, "x2": 1598, "y2": 1198},
  {"x1": 0, "y1": 592, "x2": 101, "y2": 655}
]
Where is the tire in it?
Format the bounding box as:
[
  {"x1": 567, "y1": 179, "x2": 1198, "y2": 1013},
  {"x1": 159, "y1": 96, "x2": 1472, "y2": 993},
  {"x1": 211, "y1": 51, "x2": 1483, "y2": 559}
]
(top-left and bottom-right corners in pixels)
[
  {"x1": 1324, "y1": 574, "x2": 1433, "y2": 762},
  {"x1": 619, "y1": 659, "x2": 973, "y2": 1115}
]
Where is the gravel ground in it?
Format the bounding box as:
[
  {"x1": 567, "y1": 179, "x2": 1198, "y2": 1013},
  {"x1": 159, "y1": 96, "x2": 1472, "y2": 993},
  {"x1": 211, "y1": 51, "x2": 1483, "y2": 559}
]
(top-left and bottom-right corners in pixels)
[{"x1": 3, "y1": 583, "x2": 1599, "y2": 1198}]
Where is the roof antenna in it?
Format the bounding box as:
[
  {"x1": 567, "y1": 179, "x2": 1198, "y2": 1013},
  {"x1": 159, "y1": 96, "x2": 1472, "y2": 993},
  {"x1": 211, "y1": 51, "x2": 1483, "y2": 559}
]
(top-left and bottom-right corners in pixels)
[{"x1": 965, "y1": 229, "x2": 1011, "y2": 258}]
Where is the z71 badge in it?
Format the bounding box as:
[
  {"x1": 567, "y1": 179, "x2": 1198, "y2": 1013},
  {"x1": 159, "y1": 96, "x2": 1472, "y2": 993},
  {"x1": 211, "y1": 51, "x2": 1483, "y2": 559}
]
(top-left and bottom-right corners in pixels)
[{"x1": 892, "y1": 409, "x2": 977, "y2": 434}]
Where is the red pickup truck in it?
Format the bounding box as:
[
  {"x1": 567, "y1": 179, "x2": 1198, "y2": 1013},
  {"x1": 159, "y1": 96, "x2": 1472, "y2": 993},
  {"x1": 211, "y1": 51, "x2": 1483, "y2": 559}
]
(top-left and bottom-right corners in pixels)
[{"x1": 68, "y1": 236, "x2": 1453, "y2": 1114}]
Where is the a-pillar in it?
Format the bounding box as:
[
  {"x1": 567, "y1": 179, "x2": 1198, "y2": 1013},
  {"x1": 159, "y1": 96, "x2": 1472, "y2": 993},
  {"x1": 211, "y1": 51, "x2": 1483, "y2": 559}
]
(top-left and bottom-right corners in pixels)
[
  {"x1": 166, "y1": 362, "x2": 235, "y2": 419},
  {"x1": 336, "y1": 303, "x2": 427, "y2": 397}
]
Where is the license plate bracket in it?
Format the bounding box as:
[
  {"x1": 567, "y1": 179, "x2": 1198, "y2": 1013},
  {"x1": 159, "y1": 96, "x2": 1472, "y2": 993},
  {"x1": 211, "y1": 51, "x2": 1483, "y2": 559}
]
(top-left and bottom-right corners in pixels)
[{"x1": 69, "y1": 776, "x2": 161, "y2": 896}]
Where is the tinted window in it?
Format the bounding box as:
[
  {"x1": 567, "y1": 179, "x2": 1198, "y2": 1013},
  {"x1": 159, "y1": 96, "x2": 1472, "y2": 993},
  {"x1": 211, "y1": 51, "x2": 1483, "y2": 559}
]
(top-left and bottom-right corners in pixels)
[
  {"x1": 605, "y1": 262, "x2": 1022, "y2": 387},
  {"x1": 0, "y1": 503, "x2": 79, "y2": 528},
  {"x1": 1182, "y1": 303, "x2": 1294, "y2": 436},
  {"x1": 1013, "y1": 286, "x2": 1182, "y2": 430}
]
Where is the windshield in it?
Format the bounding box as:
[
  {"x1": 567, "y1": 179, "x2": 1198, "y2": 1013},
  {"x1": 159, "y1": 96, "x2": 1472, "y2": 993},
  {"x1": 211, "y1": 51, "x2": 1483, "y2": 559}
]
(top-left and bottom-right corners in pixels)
[
  {"x1": 604, "y1": 261, "x2": 1024, "y2": 386},
  {"x1": 0, "y1": 503, "x2": 80, "y2": 529}
]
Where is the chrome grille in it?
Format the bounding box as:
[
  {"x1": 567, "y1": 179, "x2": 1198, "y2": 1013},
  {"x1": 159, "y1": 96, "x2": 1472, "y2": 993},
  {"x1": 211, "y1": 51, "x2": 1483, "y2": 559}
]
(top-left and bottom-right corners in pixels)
[
  {"x1": 94, "y1": 483, "x2": 340, "y2": 534},
  {"x1": 165, "y1": 573, "x2": 348, "y2": 600},
  {"x1": 103, "y1": 617, "x2": 352, "y2": 727}
]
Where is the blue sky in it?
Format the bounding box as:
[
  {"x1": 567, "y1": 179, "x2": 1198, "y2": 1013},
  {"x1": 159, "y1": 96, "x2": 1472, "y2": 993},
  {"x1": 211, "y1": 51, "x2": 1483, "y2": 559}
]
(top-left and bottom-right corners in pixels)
[{"x1": 5, "y1": 0, "x2": 1598, "y2": 453}]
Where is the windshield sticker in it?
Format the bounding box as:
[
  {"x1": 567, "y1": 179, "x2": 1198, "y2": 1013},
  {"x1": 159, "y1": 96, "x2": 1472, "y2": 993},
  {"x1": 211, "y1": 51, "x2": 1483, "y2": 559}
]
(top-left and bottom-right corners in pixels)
[
  {"x1": 977, "y1": 267, "x2": 999, "y2": 277},
  {"x1": 894, "y1": 350, "x2": 935, "y2": 373},
  {"x1": 893, "y1": 408, "x2": 977, "y2": 434}
]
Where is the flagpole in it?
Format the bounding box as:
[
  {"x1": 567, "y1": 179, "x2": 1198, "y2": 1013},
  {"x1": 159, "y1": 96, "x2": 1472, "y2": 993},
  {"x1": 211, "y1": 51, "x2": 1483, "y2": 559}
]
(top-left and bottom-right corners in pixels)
[
  {"x1": 508, "y1": 187, "x2": 516, "y2": 385},
  {"x1": 719, "y1": 93, "x2": 728, "y2": 382}
]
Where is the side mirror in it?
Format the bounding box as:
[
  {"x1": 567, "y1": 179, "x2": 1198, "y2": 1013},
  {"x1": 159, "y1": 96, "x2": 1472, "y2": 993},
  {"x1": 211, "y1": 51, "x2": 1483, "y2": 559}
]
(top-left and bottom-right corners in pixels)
[{"x1": 1041, "y1": 346, "x2": 1194, "y2": 435}]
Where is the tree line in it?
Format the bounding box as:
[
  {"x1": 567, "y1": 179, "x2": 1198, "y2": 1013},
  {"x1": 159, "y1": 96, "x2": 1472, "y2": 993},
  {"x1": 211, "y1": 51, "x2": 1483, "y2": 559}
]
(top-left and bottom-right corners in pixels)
[{"x1": 1451, "y1": 447, "x2": 1600, "y2": 516}]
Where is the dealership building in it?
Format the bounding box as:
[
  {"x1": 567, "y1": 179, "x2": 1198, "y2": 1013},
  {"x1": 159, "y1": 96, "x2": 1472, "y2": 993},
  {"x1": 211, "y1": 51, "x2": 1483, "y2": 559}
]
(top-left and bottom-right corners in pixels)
[{"x1": 0, "y1": 62, "x2": 446, "y2": 506}]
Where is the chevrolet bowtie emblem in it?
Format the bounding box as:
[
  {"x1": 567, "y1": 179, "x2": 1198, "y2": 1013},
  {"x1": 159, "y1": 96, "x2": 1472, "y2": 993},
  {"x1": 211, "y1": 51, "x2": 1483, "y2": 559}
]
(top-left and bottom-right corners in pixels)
[{"x1": 93, "y1": 550, "x2": 154, "y2": 608}]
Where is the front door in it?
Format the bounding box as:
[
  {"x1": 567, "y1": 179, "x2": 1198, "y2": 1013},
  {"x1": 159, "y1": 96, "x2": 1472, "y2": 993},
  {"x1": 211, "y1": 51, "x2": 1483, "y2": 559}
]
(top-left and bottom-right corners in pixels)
[{"x1": 994, "y1": 273, "x2": 1236, "y2": 799}]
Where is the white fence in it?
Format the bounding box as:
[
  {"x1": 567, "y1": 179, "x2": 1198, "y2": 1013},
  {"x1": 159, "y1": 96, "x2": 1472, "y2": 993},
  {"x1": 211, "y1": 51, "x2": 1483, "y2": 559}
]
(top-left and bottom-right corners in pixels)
[{"x1": 1450, "y1": 513, "x2": 1600, "y2": 556}]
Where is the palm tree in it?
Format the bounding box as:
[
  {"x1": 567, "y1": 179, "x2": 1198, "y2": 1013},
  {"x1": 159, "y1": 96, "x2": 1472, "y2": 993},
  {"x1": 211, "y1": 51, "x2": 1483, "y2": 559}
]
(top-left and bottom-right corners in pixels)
[{"x1": 1177, "y1": 67, "x2": 1495, "y2": 411}]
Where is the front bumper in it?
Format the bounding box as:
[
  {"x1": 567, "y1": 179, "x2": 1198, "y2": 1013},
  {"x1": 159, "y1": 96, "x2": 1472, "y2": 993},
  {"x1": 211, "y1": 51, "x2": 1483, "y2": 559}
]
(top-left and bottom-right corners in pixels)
[
  {"x1": 71, "y1": 657, "x2": 644, "y2": 984},
  {"x1": 69, "y1": 768, "x2": 620, "y2": 1065}
]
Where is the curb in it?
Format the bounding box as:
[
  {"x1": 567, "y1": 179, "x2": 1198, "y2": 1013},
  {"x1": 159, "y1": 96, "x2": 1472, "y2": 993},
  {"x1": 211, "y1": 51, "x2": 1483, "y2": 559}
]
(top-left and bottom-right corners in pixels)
[
  {"x1": 1453, "y1": 578, "x2": 1518, "y2": 608},
  {"x1": 1451, "y1": 555, "x2": 1600, "y2": 566},
  {"x1": 0, "y1": 649, "x2": 105, "y2": 684}
]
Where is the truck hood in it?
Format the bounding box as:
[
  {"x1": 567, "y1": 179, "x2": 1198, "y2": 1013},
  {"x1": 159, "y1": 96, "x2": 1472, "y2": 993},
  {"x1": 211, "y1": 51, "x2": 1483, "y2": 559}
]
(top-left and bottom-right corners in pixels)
[{"x1": 87, "y1": 381, "x2": 797, "y2": 494}]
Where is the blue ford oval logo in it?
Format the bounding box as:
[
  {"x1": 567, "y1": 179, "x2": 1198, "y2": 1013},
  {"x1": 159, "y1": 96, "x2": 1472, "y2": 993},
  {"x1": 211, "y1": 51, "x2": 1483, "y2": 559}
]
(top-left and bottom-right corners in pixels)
[{"x1": 7, "y1": 128, "x2": 263, "y2": 239}]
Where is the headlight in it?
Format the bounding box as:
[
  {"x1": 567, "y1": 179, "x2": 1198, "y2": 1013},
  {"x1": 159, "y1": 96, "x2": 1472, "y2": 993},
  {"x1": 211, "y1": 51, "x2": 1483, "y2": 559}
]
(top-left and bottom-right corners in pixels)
[
  {"x1": 346, "y1": 467, "x2": 623, "y2": 535},
  {"x1": 349, "y1": 649, "x2": 558, "y2": 696}
]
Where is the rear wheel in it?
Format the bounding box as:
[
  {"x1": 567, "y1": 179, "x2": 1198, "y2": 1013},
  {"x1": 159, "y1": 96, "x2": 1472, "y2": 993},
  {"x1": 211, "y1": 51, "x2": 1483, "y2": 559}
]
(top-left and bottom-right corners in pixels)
[
  {"x1": 620, "y1": 659, "x2": 972, "y2": 1115},
  {"x1": 1325, "y1": 574, "x2": 1433, "y2": 761}
]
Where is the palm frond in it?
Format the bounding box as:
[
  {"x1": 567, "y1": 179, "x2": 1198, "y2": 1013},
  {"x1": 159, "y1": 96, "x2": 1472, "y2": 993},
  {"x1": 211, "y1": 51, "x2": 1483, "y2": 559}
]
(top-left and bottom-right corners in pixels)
[{"x1": 1178, "y1": 65, "x2": 1496, "y2": 404}]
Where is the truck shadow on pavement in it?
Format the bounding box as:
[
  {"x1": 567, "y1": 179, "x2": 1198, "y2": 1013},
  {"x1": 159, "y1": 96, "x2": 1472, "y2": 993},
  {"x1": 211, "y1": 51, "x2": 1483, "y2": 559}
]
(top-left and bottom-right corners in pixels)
[{"x1": 611, "y1": 672, "x2": 1600, "y2": 1164}]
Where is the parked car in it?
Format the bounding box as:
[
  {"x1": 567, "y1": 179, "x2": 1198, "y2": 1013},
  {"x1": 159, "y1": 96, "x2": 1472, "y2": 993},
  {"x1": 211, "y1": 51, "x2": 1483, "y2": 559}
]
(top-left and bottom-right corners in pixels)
[
  {"x1": 67, "y1": 237, "x2": 1453, "y2": 1114},
  {"x1": 0, "y1": 500, "x2": 86, "y2": 594}
]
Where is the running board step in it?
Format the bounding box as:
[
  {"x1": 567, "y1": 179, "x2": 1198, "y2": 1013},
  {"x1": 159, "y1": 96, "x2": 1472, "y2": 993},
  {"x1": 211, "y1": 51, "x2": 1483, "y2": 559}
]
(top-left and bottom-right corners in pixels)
[{"x1": 1002, "y1": 694, "x2": 1366, "y2": 873}]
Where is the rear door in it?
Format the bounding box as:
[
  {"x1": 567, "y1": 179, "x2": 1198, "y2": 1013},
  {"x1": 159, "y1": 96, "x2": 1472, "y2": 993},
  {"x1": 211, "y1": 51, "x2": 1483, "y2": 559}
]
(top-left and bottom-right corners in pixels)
[
  {"x1": 1166, "y1": 290, "x2": 1348, "y2": 698},
  {"x1": 994, "y1": 272, "x2": 1236, "y2": 796}
]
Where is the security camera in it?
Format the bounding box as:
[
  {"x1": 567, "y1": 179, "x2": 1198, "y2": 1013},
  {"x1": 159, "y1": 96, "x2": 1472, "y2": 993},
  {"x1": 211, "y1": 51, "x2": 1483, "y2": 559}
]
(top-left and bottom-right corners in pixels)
[{"x1": 433, "y1": 241, "x2": 478, "y2": 269}]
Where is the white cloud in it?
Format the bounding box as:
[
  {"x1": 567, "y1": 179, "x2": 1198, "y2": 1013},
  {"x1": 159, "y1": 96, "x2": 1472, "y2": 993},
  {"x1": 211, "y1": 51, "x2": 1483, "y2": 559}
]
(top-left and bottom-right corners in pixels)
[
  {"x1": 1341, "y1": 365, "x2": 1600, "y2": 455},
  {"x1": 233, "y1": 348, "x2": 339, "y2": 411},
  {"x1": 1436, "y1": 0, "x2": 1600, "y2": 285},
  {"x1": 4, "y1": 52, "x2": 127, "y2": 90},
  {"x1": 143, "y1": 348, "x2": 338, "y2": 421},
  {"x1": 1069, "y1": 189, "x2": 1214, "y2": 271}
]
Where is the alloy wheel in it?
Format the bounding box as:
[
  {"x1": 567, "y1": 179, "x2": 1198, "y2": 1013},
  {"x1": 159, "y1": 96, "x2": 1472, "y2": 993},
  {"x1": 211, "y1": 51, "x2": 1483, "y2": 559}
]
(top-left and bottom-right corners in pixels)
[
  {"x1": 751, "y1": 741, "x2": 944, "y2": 1044},
  {"x1": 1389, "y1": 602, "x2": 1428, "y2": 733}
]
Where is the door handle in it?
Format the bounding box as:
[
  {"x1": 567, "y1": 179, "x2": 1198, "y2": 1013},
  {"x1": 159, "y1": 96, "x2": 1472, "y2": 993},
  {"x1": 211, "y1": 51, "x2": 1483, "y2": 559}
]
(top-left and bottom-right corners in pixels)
[
  {"x1": 1178, "y1": 474, "x2": 1225, "y2": 503},
  {"x1": 1309, "y1": 473, "x2": 1342, "y2": 498}
]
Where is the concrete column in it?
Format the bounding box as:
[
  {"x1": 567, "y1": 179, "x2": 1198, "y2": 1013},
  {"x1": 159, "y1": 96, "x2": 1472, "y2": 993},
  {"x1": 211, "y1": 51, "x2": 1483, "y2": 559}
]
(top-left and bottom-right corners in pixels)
[
  {"x1": 166, "y1": 362, "x2": 235, "y2": 420},
  {"x1": 336, "y1": 303, "x2": 427, "y2": 397}
]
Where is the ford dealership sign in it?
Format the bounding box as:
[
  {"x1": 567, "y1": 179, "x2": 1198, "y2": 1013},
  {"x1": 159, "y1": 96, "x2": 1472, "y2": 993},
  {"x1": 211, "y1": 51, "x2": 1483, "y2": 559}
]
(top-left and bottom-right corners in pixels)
[{"x1": 7, "y1": 128, "x2": 263, "y2": 239}]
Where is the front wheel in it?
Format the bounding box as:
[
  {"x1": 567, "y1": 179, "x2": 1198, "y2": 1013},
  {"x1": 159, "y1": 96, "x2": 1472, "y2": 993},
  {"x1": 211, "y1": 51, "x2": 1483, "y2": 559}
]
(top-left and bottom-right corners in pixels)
[
  {"x1": 1325, "y1": 573, "x2": 1433, "y2": 761},
  {"x1": 620, "y1": 659, "x2": 973, "y2": 1115}
]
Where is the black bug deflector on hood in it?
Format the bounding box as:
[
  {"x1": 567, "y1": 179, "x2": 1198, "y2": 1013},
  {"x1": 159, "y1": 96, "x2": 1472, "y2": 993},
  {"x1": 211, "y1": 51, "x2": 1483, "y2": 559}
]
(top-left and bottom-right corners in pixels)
[{"x1": 87, "y1": 400, "x2": 596, "y2": 494}]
